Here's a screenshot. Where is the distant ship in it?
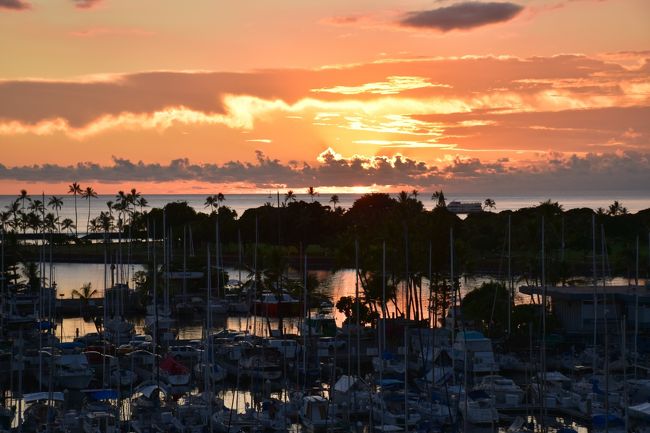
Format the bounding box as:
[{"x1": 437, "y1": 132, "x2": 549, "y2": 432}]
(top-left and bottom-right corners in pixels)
[{"x1": 447, "y1": 201, "x2": 484, "y2": 214}]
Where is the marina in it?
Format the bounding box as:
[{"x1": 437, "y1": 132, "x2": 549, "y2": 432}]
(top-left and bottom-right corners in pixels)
[{"x1": 0, "y1": 192, "x2": 649, "y2": 433}]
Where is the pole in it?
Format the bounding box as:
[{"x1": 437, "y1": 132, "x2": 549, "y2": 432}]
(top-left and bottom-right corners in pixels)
[
  {"x1": 355, "y1": 239, "x2": 361, "y2": 378},
  {"x1": 303, "y1": 253, "x2": 308, "y2": 388},
  {"x1": 541, "y1": 216, "x2": 547, "y2": 433},
  {"x1": 450, "y1": 227, "x2": 455, "y2": 386},
  {"x1": 622, "y1": 317, "x2": 629, "y2": 433},
  {"x1": 152, "y1": 221, "x2": 157, "y2": 355},
  {"x1": 404, "y1": 325, "x2": 409, "y2": 431},
  {"x1": 508, "y1": 214, "x2": 512, "y2": 337},
  {"x1": 635, "y1": 236, "x2": 639, "y2": 378},
  {"x1": 381, "y1": 240, "x2": 386, "y2": 430},
  {"x1": 592, "y1": 214, "x2": 598, "y2": 374},
  {"x1": 601, "y1": 225, "x2": 609, "y2": 433}
]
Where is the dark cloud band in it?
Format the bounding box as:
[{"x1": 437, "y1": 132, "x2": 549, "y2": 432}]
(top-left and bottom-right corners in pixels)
[
  {"x1": 0, "y1": 150, "x2": 647, "y2": 193},
  {"x1": 400, "y1": 1, "x2": 524, "y2": 32},
  {"x1": 0, "y1": 0, "x2": 30, "y2": 10}
]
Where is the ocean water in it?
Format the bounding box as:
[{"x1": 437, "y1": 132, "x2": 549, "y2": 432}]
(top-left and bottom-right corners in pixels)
[{"x1": 1, "y1": 192, "x2": 649, "y2": 235}]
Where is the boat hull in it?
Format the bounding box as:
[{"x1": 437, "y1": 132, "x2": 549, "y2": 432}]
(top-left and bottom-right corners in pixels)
[{"x1": 252, "y1": 301, "x2": 301, "y2": 317}]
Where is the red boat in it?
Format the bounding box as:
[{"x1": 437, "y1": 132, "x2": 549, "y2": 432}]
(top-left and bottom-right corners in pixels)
[
  {"x1": 159, "y1": 355, "x2": 190, "y2": 387},
  {"x1": 252, "y1": 292, "x2": 301, "y2": 317}
]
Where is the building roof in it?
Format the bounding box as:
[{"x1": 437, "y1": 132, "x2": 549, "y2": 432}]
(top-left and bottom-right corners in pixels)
[{"x1": 520, "y1": 285, "x2": 650, "y2": 302}]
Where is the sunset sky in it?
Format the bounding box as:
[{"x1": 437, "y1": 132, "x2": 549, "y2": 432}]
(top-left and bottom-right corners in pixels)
[{"x1": 1, "y1": 0, "x2": 649, "y2": 194}]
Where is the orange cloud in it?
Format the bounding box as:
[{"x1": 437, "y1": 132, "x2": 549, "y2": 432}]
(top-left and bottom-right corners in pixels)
[{"x1": 0, "y1": 54, "x2": 647, "y2": 181}]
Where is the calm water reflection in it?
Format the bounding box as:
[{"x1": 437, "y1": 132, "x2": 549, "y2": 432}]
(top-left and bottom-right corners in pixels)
[{"x1": 46, "y1": 261, "x2": 641, "y2": 347}]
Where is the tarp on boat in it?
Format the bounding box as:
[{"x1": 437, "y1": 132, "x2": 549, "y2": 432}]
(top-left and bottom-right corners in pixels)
[
  {"x1": 23, "y1": 392, "x2": 64, "y2": 403},
  {"x1": 592, "y1": 414, "x2": 624, "y2": 428},
  {"x1": 85, "y1": 389, "x2": 118, "y2": 400},
  {"x1": 35, "y1": 320, "x2": 55, "y2": 330},
  {"x1": 378, "y1": 378, "x2": 404, "y2": 389},
  {"x1": 58, "y1": 341, "x2": 83, "y2": 350},
  {"x1": 135, "y1": 382, "x2": 170, "y2": 399},
  {"x1": 538, "y1": 371, "x2": 570, "y2": 382},
  {"x1": 629, "y1": 402, "x2": 650, "y2": 419},
  {"x1": 456, "y1": 330, "x2": 486, "y2": 340},
  {"x1": 333, "y1": 375, "x2": 360, "y2": 393}
]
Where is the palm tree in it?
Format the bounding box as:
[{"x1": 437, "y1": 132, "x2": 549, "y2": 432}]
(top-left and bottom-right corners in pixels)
[
  {"x1": 106, "y1": 200, "x2": 114, "y2": 218},
  {"x1": 61, "y1": 218, "x2": 75, "y2": 236},
  {"x1": 26, "y1": 212, "x2": 42, "y2": 234},
  {"x1": 18, "y1": 190, "x2": 30, "y2": 234},
  {"x1": 284, "y1": 190, "x2": 296, "y2": 204},
  {"x1": 538, "y1": 199, "x2": 564, "y2": 216},
  {"x1": 43, "y1": 213, "x2": 58, "y2": 234},
  {"x1": 115, "y1": 190, "x2": 128, "y2": 207},
  {"x1": 81, "y1": 186, "x2": 98, "y2": 235},
  {"x1": 397, "y1": 190, "x2": 409, "y2": 203},
  {"x1": 216, "y1": 193, "x2": 225, "y2": 208},
  {"x1": 0, "y1": 212, "x2": 10, "y2": 232},
  {"x1": 18, "y1": 212, "x2": 29, "y2": 235},
  {"x1": 71, "y1": 282, "x2": 98, "y2": 306},
  {"x1": 112, "y1": 201, "x2": 127, "y2": 233},
  {"x1": 97, "y1": 211, "x2": 113, "y2": 233},
  {"x1": 28, "y1": 199, "x2": 44, "y2": 216},
  {"x1": 431, "y1": 190, "x2": 446, "y2": 208},
  {"x1": 607, "y1": 200, "x2": 628, "y2": 216},
  {"x1": 307, "y1": 186, "x2": 318, "y2": 202},
  {"x1": 21, "y1": 262, "x2": 41, "y2": 290},
  {"x1": 48, "y1": 196, "x2": 63, "y2": 233},
  {"x1": 68, "y1": 182, "x2": 82, "y2": 237},
  {"x1": 484, "y1": 198, "x2": 496, "y2": 211},
  {"x1": 205, "y1": 195, "x2": 216, "y2": 213},
  {"x1": 6, "y1": 200, "x2": 20, "y2": 232},
  {"x1": 137, "y1": 197, "x2": 148, "y2": 214},
  {"x1": 329, "y1": 194, "x2": 340, "y2": 209},
  {"x1": 19, "y1": 189, "x2": 29, "y2": 212},
  {"x1": 129, "y1": 188, "x2": 141, "y2": 209},
  {"x1": 89, "y1": 217, "x2": 101, "y2": 233},
  {"x1": 411, "y1": 189, "x2": 419, "y2": 199}
]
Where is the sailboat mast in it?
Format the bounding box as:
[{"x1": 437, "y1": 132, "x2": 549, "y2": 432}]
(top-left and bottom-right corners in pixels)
[
  {"x1": 215, "y1": 217, "x2": 220, "y2": 299},
  {"x1": 635, "y1": 236, "x2": 639, "y2": 378},
  {"x1": 163, "y1": 209, "x2": 168, "y2": 314},
  {"x1": 303, "y1": 253, "x2": 308, "y2": 387},
  {"x1": 355, "y1": 239, "x2": 361, "y2": 378},
  {"x1": 380, "y1": 240, "x2": 386, "y2": 430},
  {"x1": 622, "y1": 317, "x2": 628, "y2": 432},
  {"x1": 183, "y1": 226, "x2": 187, "y2": 302},
  {"x1": 238, "y1": 229, "x2": 242, "y2": 284},
  {"x1": 206, "y1": 246, "x2": 212, "y2": 393},
  {"x1": 541, "y1": 216, "x2": 547, "y2": 433},
  {"x1": 382, "y1": 240, "x2": 386, "y2": 328},
  {"x1": 601, "y1": 225, "x2": 609, "y2": 432},
  {"x1": 252, "y1": 216, "x2": 258, "y2": 335},
  {"x1": 102, "y1": 227, "x2": 108, "y2": 385},
  {"x1": 592, "y1": 214, "x2": 598, "y2": 374},
  {"x1": 0, "y1": 230, "x2": 3, "y2": 336},
  {"x1": 507, "y1": 214, "x2": 512, "y2": 337},
  {"x1": 450, "y1": 227, "x2": 455, "y2": 386},
  {"x1": 152, "y1": 221, "x2": 157, "y2": 354}
]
